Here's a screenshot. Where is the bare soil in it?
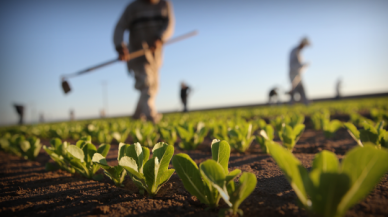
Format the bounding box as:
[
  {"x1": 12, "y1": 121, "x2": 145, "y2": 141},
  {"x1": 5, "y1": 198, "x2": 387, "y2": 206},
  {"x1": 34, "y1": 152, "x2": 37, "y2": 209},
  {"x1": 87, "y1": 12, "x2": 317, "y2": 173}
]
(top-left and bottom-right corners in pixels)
[{"x1": 1, "y1": 126, "x2": 388, "y2": 216}]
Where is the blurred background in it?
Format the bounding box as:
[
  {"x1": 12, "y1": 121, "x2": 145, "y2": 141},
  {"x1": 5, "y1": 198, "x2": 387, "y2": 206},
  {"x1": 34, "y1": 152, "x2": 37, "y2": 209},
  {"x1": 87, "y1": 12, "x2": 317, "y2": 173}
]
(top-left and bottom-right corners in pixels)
[{"x1": 0, "y1": 0, "x2": 387, "y2": 125}]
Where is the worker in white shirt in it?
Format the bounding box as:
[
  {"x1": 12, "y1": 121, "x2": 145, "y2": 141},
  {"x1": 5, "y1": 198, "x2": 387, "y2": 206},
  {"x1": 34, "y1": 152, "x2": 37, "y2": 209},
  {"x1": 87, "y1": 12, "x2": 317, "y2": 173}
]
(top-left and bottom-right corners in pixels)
[
  {"x1": 113, "y1": 0, "x2": 175, "y2": 123},
  {"x1": 288, "y1": 37, "x2": 310, "y2": 105}
]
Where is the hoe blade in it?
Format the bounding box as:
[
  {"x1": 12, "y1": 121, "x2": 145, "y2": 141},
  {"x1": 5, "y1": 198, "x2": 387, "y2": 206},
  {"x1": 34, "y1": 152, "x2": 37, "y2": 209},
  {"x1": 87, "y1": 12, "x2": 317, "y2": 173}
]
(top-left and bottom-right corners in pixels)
[{"x1": 62, "y1": 80, "x2": 71, "y2": 94}]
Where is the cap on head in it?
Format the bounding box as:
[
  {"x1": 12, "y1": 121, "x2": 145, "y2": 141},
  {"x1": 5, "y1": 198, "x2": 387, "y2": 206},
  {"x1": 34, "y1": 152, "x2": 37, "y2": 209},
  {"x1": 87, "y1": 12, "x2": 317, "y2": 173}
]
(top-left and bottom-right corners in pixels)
[{"x1": 300, "y1": 37, "x2": 311, "y2": 46}]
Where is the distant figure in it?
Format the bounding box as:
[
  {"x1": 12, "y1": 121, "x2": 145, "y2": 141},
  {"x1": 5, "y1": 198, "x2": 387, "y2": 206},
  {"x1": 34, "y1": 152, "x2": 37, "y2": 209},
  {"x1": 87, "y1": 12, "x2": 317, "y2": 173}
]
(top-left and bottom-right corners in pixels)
[
  {"x1": 288, "y1": 37, "x2": 310, "y2": 105},
  {"x1": 39, "y1": 113, "x2": 44, "y2": 123},
  {"x1": 70, "y1": 109, "x2": 75, "y2": 121},
  {"x1": 268, "y1": 87, "x2": 279, "y2": 105},
  {"x1": 335, "y1": 78, "x2": 342, "y2": 99},
  {"x1": 13, "y1": 104, "x2": 24, "y2": 125},
  {"x1": 113, "y1": 0, "x2": 175, "y2": 123},
  {"x1": 180, "y1": 82, "x2": 191, "y2": 112}
]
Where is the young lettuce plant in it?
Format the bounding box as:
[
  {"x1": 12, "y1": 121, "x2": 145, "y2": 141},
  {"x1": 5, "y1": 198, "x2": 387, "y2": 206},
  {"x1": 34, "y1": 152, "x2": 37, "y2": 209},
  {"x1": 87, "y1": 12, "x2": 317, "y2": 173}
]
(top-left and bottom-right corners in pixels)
[
  {"x1": 278, "y1": 123, "x2": 305, "y2": 152},
  {"x1": 66, "y1": 136, "x2": 111, "y2": 180},
  {"x1": 1, "y1": 134, "x2": 42, "y2": 160},
  {"x1": 323, "y1": 119, "x2": 343, "y2": 138},
  {"x1": 92, "y1": 143, "x2": 129, "y2": 187},
  {"x1": 176, "y1": 122, "x2": 208, "y2": 150},
  {"x1": 131, "y1": 124, "x2": 160, "y2": 148},
  {"x1": 43, "y1": 138, "x2": 75, "y2": 173},
  {"x1": 311, "y1": 110, "x2": 330, "y2": 130},
  {"x1": 119, "y1": 142, "x2": 174, "y2": 197},
  {"x1": 228, "y1": 123, "x2": 254, "y2": 153},
  {"x1": 172, "y1": 140, "x2": 257, "y2": 215},
  {"x1": 255, "y1": 125, "x2": 275, "y2": 154},
  {"x1": 344, "y1": 121, "x2": 388, "y2": 148},
  {"x1": 267, "y1": 142, "x2": 388, "y2": 217},
  {"x1": 159, "y1": 126, "x2": 177, "y2": 146},
  {"x1": 112, "y1": 128, "x2": 131, "y2": 143}
]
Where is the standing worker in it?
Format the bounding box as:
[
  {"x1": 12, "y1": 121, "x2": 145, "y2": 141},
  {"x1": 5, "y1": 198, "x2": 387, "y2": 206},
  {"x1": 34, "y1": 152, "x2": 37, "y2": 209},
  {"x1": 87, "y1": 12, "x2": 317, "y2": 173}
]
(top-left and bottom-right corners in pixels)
[
  {"x1": 113, "y1": 0, "x2": 175, "y2": 123},
  {"x1": 288, "y1": 37, "x2": 310, "y2": 105},
  {"x1": 13, "y1": 104, "x2": 24, "y2": 125},
  {"x1": 180, "y1": 82, "x2": 191, "y2": 112}
]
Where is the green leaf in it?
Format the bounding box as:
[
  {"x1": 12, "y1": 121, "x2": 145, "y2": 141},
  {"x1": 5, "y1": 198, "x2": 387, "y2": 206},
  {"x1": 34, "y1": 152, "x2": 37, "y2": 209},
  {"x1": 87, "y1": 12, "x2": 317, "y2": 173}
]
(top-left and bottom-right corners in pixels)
[
  {"x1": 337, "y1": 146, "x2": 388, "y2": 216},
  {"x1": 50, "y1": 138, "x2": 62, "y2": 149},
  {"x1": 211, "y1": 140, "x2": 230, "y2": 174},
  {"x1": 119, "y1": 156, "x2": 145, "y2": 180},
  {"x1": 344, "y1": 122, "x2": 362, "y2": 147},
  {"x1": 267, "y1": 142, "x2": 309, "y2": 206},
  {"x1": 97, "y1": 143, "x2": 110, "y2": 157},
  {"x1": 92, "y1": 153, "x2": 111, "y2": 170},
  {"x1": 144, "y1": 157, "x2": 160, "y2": 194},
  {"x1": 293, "y1": 124, "x2": 305, "y2": 142},
  {"x1": 264, "y1": 125, "x2": 274, "y2": 140},
  {"x1": 172, "y1": 154, "x2": 209, "y2": 204},
  {"x1": 67, "y1": 145, "x2": 85, "y2": 163},
  {"x1": 226, "y1": 169, "x2": 241, "y2": 184},
  {"x1": 230, "y1": 172, "x2": 257, "y2": 213},
  {"x1": 82, "y1": 143, "x2": 97, "y2": 163},
  {"x1": 20, "y1": 140, "x2": 30, "y2": 152},
  {"x1": 142, "y1": 146, "x2": 150, "y2": 165},
  {"x1": 126, "y1": 142, "x2": 145, "y2": 172},
  {"x1": 312, "y1": 151, "x2": 339, "y2": 173},
  {"x1": 153, "y1": 143, "x2": 174, "y2": 184},
  {"x1": 158, "y1": 169, "x2": 175, "y2": 187},
  {"x1": 308, "y1": 171, "x2": 351, "y2": 217},
  {"x1": 117, "y1": 143, "x2": 128, "y2": 160},
  {"x1": 200, "y1": 160, "x2": 231, "y2": 207}
]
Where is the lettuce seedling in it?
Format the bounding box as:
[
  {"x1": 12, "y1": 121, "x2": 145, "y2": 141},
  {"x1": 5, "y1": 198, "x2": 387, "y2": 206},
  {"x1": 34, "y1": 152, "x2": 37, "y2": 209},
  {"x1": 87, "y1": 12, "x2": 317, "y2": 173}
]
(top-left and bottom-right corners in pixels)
[
  {"x1": 323, "y1": 119, "x2": 343, "y2": 138},
  {"x1": 289, "y1": 114, "x2": 305, "y2": 128},
  {"x1": 173, "y1": 140, "x2": 257, "y2": 214},
  {"x1": 131, "y1": 124, "x2": 160, "y2": 148},
  {"x1": 267, "y1": 142, "x2": 388, "y2": 217},
  {"x1": 311, "y1": 110, "x2": 330, "y2": 130},
  {"x1": 92, "y1": 142, "x2": 129, "y2": 187},
  {"x1": 344, "y1": 121, "x2": 388, "y2": 148},
  {"x1": 119, "y1": 142, "x2": 174, "y2": 197},
  {"x1": 278, "y1": 123, "x2": 305, "y2": 152},
  {"x1": 65, "y1": 136, "x2": 111, "y2": 180},
  {"x1": 97, "y1": 129, "x2": 113, "y2": 144},
  {"x1": 1, "y1": 134, "x2": 42, "y2": 160},
  {"x1": 255, "y1": 125, "x2": 274, "y2": 154},
  {"x1": 173, "y1": 140, "x2": 232, "y2": 208},
  {"x1": 343, "y1": 122, "x2": 363, "y2": 147},
  {"x1": 112, "y1": 128, "x2": 131, "y2": 143},
  {"x1": 159, "y1": 126, "x2": 177, "y2": 146},
  {"x1": 228, "y1": 123, "x2": 254, "y2": 153},
  {"x1": 176, "y1": 122, "x2": 208, "y2": 150},
  {"x1": 43, "y1": 138, "x2": 75, "y2": 173}
]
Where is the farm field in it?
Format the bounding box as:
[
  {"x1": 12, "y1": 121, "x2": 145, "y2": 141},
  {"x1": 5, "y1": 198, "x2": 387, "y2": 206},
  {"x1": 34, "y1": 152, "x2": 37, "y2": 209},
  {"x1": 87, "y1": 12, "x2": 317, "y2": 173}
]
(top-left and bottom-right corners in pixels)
[{"x1": 1, "y1": 97, "x2": 388, "y2": 217}]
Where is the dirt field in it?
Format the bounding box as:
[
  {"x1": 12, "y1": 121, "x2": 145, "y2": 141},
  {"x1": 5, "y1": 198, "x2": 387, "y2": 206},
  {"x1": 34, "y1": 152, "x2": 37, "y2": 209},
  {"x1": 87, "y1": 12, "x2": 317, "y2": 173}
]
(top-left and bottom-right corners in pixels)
[{"x1": 1, "y1": 119, "x2": 388, "y2": 217}]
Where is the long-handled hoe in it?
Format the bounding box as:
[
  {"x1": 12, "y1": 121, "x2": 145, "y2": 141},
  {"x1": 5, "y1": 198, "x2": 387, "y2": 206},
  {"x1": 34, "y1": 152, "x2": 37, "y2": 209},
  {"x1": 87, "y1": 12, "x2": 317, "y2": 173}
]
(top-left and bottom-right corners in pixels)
[{"x1": 61, "y1": 30, "x2": 198, "y2": 94}]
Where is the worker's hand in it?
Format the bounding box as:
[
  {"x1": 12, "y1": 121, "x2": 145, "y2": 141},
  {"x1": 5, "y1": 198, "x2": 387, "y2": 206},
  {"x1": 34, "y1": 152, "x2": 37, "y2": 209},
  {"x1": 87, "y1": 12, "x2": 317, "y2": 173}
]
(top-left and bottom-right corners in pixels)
[
  {"x1": 150, "y1": 39, "x2": 162, "y2": 52},
  {"x1": 116, "y1": 42, "x2": 130, "y2": 61}
]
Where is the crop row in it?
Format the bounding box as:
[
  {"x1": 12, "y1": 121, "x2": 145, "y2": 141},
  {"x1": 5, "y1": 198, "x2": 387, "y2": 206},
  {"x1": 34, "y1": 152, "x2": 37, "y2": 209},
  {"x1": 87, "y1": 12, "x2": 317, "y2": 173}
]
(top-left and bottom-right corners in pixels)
[{"x1": 0, "y1": 98, "x2": 388, "y2": 216}]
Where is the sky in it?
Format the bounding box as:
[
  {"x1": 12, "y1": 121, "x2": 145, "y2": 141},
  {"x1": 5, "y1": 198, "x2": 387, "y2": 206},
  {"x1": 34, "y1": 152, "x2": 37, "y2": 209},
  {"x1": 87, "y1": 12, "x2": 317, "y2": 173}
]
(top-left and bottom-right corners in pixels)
[{"x1": 0, "y1": 0, "x2": 387, "y2": 125}]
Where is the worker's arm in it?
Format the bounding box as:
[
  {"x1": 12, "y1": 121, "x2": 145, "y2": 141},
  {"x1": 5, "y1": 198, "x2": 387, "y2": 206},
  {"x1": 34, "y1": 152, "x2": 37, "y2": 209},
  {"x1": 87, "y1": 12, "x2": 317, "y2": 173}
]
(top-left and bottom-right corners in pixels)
[
  {"x1": 159, "y1": 1, "x2": 175, "y2": 43},
  {"x1": 113, "y1": 4, "x2": 133, "y2": 61}
]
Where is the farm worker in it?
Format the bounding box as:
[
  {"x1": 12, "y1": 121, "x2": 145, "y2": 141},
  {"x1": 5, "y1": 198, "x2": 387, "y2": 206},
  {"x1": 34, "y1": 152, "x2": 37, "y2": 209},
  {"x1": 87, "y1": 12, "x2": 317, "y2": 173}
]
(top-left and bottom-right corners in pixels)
[
  {"x1": 180, "y1": 82, "x2": 191, "y2": 112},
  {"x1": 13, "y1": 104, "x2": 24, "y2": 125},
  {"x1": 113, "y1": 0, "x2": 175, "y2": 123},
  {"x1": 268, "y1": 87, "x2": 279, "y2": 105},
  {"x1": 335, "y1": 78, "x2": 342, "y2": 99},
  {"x1": 288, "y1": 37, "x2": 310, "y2": 105}
]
